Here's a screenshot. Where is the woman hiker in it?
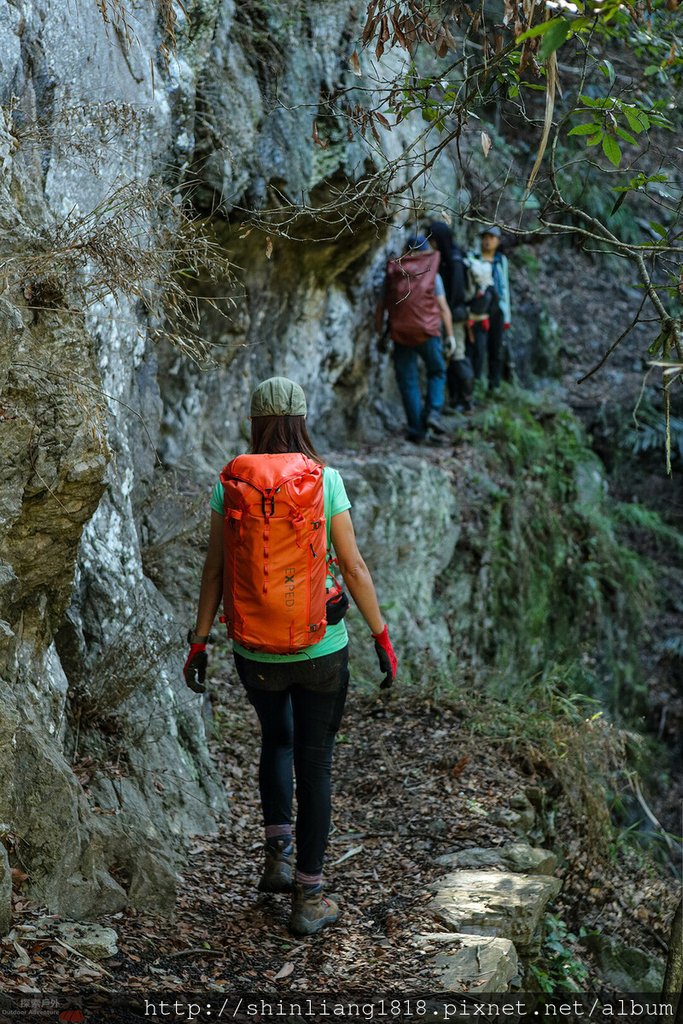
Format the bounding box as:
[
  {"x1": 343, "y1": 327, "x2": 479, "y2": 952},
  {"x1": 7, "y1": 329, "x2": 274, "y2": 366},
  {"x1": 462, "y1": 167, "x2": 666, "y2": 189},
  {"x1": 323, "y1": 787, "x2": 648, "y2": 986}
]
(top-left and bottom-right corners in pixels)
[
  {"x1": 183, "y1": 377, "x2": 398, "y2": 936},
  {"x1": 467, "y1": 226, "x2": 512, "y2": 392}
]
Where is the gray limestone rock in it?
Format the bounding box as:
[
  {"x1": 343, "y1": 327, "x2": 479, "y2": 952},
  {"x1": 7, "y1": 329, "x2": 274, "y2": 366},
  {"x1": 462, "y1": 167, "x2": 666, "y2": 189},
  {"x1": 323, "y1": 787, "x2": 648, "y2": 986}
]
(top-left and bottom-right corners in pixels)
[
  {"x1": 488, "y1": 795, "x2": 536, "y2": 834},
  {"x1": 584, "y1": 933, "x2": 664, "y2": 994},
  {"x1": 0, "y1": 0, "x2": 226, "y2": 921},
  {"x1": 55, "y1": 922, "x2": 119, "y2": 960},
  {"x1": 429, "y1": 870, "x2": 563, "y2": 955},
  {"x1": 336, "y1": 454, "x2": 459, "y2": 683},
  {"x1": 436, "y1": 843, "x2": 558, "y2": 876},
  {"x1": 415, "y1": 932, "x2": 518, "y2": 992},
  {"x1": 0, "y1": 0, "x2": 642, "y2": 938},
  {"x1": 29, "y1": 917, "x2": 119, "y2": 959}
]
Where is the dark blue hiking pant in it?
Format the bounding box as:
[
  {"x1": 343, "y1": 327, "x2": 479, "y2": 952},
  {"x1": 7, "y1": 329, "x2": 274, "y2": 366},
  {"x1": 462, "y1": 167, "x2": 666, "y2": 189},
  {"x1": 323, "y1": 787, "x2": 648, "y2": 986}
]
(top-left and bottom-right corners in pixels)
[{"x1": 392, "y1": 335, "x2": 446, "y2": 438}]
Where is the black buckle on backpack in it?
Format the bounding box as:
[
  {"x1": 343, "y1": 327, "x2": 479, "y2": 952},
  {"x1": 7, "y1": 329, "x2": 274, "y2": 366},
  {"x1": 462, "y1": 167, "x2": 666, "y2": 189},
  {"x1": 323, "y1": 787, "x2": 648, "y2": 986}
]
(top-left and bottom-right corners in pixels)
[{"x1": 262, "y1": 494, "x2": 275, "y2": 518}]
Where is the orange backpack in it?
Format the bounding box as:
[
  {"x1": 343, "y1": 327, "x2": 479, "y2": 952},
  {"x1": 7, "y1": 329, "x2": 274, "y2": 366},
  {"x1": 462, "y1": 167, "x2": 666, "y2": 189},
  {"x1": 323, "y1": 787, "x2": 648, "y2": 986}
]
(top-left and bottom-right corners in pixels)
[{"x1": 219, "y1": 453, "x2": 328, "y2": 654}]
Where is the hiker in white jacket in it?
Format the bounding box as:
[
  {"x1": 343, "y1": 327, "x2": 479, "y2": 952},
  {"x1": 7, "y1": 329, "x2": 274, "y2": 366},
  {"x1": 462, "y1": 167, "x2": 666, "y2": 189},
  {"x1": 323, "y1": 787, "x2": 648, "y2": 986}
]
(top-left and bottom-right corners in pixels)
[{"x1": 466, "y1": 226, "x2": 511, "y2": 391}]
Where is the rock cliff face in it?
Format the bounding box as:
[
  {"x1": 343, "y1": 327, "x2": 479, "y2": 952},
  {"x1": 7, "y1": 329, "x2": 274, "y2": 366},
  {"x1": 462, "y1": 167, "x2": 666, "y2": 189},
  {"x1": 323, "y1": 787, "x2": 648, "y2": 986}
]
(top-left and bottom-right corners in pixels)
[
  {"x1": 0, "y1": 0, "x2": 406, "y2": 923},
  {"x1": 0, "y1": 0, "x2": 642, "y2": 926}
]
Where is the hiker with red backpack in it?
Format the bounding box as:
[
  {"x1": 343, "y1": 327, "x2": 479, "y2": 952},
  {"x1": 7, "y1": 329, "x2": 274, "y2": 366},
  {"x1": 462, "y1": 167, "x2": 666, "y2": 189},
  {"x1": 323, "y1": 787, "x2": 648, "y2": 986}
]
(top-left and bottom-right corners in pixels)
[
  {"x1": 375, "y1": 234, "x2": 456, "y2": 444},
  {"x1": 183, "y1": 377, "x2": 397, "y2": 937}
]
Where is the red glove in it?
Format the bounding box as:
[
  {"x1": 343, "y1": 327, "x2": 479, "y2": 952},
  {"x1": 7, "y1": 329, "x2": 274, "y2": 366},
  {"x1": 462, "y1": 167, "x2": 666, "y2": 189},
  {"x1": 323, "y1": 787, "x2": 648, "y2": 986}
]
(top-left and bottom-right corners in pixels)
[
  {"x1": 184, "y1": 644, "x2": 208, "y2": 693},
  {"x1": 482, "y1": 317, "x2": 490, "y2": 331},
  {"x1": 504, "y1": 322, "x2": 510, "y2": 331},
  {"x1": 371, "y1": 626, "x2": 397, "y2": 690}
]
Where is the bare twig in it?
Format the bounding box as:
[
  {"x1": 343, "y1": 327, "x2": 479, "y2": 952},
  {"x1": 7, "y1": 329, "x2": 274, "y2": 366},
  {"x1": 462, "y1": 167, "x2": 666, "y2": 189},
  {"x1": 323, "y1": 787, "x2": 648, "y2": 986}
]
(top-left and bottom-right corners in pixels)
[{"x1": 576, "y1": 292, "x2": 648, "y2": 385}]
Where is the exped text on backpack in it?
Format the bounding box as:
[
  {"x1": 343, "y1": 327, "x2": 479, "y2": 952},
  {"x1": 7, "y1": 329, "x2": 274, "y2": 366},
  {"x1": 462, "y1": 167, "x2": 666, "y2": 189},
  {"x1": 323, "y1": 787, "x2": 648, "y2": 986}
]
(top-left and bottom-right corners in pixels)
[
  {"x1": 385, "y1": 249, "x2": 442, "y2": 346},
  {"x1": 219, "y1": 453, "x2": 328, "y2": 654}
]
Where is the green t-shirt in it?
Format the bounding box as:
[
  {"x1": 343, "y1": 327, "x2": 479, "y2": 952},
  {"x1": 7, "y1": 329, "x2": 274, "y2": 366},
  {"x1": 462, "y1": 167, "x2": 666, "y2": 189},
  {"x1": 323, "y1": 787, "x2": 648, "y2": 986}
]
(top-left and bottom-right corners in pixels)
[{"x1": 210, "y1": 465, "x2": 351, "y2": 662}]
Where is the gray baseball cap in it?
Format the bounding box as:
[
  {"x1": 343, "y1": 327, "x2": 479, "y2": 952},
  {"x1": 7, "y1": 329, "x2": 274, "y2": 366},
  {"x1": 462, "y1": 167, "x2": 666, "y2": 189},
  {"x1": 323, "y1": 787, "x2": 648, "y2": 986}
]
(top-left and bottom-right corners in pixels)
[
  {"x1": 480, "y1": 225, "x2": 502, "y2": 238},
  {"x1": 250, "y1": 377, "x2": 307, "y2": 418}
]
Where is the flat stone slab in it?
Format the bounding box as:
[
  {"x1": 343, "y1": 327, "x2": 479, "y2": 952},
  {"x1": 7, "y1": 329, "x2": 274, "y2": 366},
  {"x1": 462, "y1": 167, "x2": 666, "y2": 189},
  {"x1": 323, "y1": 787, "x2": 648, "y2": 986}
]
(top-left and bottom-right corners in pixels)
[
  {"x1": 56, "y1": 922, "x2": 118, "y2": 960},
  {"x1": 428, "y1": 870, "x2": 562, "y2": 950},
  {"x1": 415, "y1": 932, "x2": 518, "y2": 992},
  {"x1": 30, "y1": 918, "x2": 119, "y2": 960},
  {"x1": 436, "y1": 842, "x2": 558, "y2": 876}
]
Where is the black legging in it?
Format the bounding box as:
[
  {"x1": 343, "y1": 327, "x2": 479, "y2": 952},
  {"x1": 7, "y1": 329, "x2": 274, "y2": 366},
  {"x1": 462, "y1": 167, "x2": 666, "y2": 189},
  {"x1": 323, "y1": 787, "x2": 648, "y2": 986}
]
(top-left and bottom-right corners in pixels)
[
  {"x1": 470, "y1": 309, "x2": 504, "y2": 389},
  {"x1": 234, "y1": 646, "x2": 349, "y2": 877}
]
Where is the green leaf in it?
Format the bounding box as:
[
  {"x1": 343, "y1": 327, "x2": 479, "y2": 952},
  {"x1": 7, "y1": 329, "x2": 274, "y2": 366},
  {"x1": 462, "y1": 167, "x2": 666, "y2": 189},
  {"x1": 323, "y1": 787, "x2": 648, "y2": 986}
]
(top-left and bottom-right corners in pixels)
[
  {"x1": 568, "y1": 122, "x2": 602, "y2": 136},
  {"x1": 579, "y1": 94, "x2": 615, "y2": 110},
  {"x1": 614, "y1": 172, "x2": 668, "y2": 194},
  {"x1": 623, "y1": 107, "x2": 650, "y2": 133},
  {"x1": 516, "y1": 18, "x2": 563, "y2": 43},
  {"x1": 538, "y1": 19, "x2": 571, "y2": 60},
  {"x1": 649, "y1": 221, "x2": 668, "y2": 238},
  {"x1": 599, "y1": 59, "x2": 616, "y2": 84},
  {"x1": 649, "y1": 112, "x2": 674, "y2": 130},
  {"x1": 610, "y1": 191, "x2": 628, "y2": 217},
  {"x1": 586, "y1": 131, "x2": 604, "y2": 146},
  {"x1": 602, "y1": 135, "x2": 621, "y2": 166},
  {"x1": 615, "y1": 126, "x2": 637, "y2": 145}
]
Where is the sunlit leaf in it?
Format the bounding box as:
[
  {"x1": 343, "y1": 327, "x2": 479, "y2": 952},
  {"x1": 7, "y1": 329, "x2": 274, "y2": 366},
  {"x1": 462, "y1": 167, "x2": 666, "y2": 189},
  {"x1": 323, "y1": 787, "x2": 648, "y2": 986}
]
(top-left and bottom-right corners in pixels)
[
  {"x1": 602, "y1": 135, "x2": 621, "y2": 165},
  {"x1": 600, "y1": 58, "x2": 616, "y2": 84},
  {"x1": 516, "y1": 18, "x2": 563, "y2": 43},
  {"x1": 568, "y1": 123, "x2": 602, "y2": 136},
  {"x1": 538, "y1": 19, "x2": 570, "y2": 60},
  {"x1": 623, "y1": 107, "x2": 650, "y2": 133},
  {"x1": 615, "y1": 127, "x2": 637, "y2": 145}
]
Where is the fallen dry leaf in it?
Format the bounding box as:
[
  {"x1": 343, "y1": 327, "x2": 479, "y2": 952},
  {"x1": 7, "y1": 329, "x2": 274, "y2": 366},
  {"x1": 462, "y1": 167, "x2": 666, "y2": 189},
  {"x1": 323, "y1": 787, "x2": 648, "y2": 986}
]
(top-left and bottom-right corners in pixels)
[{"x1": 273, "y1": 962, "x2": 294, "y2": 981}]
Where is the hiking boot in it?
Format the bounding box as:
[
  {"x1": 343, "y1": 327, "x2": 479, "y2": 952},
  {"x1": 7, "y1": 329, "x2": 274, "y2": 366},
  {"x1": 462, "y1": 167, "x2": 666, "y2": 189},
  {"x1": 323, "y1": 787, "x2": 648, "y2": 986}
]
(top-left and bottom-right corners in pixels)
[
  {"x1": 424, "y1": 428, "x2": 451, "y2": 447},
  {"x1": 289, "y1": 883, "x2": 339, "y2": 936},
  {"x1": 424, "y1": 411, "x2": 449, "y2": 434},
  {"x1": 258, "y1": 839, "x2": 294, "y2": 893}
]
